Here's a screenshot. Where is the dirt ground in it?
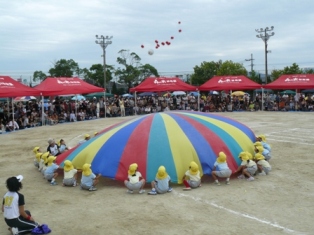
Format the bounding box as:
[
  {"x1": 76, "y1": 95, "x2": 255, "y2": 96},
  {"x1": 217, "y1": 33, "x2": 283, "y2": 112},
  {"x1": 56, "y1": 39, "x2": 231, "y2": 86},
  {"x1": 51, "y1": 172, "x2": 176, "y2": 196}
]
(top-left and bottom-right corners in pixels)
[{"x1": 0, "y1": 111, "x2": 313, "y2": 235}]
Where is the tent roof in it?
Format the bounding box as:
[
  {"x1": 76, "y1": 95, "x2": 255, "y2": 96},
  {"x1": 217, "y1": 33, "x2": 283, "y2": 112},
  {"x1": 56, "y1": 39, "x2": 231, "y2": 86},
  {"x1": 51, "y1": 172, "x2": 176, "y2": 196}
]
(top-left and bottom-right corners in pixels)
[
  {"x1": 0, "y1": 75, "x2": 41, "y2": 97},
  {"x1": 130, "y1": 77, "x2": 198, "y2": 92},
  {"x1": 264, "y1": 74, "x2": 314, "y2": 89},
  {"x1": 199, "y1": 75, "x2": 262, "y2": 91},
  {"x1": 34, "y1": 77, "x2": 104, "y2": 96}
]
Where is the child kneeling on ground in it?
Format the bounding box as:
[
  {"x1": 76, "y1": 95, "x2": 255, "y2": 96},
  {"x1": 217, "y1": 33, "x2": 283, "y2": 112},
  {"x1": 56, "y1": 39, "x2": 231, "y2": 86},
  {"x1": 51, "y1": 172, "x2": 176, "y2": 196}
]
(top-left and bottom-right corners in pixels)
[
  {"x1": 182, "y1": 161, "x2": 202, "y2": 190},
  {"x1": 63, "y1": 160, "x2": 80, "y2": 187},
  {"x1": 148, "y1": 166, "x2": 172, "y2": 195},
  {"x1": 124, "y1": 163, "x2": 146, "y2": 194},
  {"x1": 212, "y1": 152, "x2": 232, "y2": 185},
  {"x1": 80, "y1": 164, "x2": 101, "y2": 191}
]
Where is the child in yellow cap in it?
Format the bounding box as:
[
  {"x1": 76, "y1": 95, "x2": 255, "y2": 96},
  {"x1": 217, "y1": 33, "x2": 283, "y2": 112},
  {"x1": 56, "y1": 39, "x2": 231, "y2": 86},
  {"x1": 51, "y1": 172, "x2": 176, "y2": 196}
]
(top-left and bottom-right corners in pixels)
[
  {"x1": 182, "y1": 161, "x2": 201, "y2": 190},
  {"x1": 212, "y1": 152, "x2": 232, "y2": 185},
  {"x1": 44, "y1": 156, "x2": 60, "y2": 186},
  {"x1": 32, "y1": 147, "x2": 41, "y2": 168},
  {"x1": 63, "y1": 160, "x2": 80, "y2": 187},
  {"x1": 79, "y1": 134, "x2": 91, "y2": 144},
  {"x1": 148, "y1": 166, "x2": 172, "y2": 195},
  {"x1": 254, "y1": 144, "x2": 271, "y2": 161},
  {"x1": 254, "y1": 153, "x2": 271, "y2": 176},
  {"x1": 256, "y1": 134, "x2": 271, "y2": 152},
  {"x1": 124, "y1": 163, "x2": 146, "y2": 194},
  {"x1": 80, "y1": 164, "x2": 101, "y2": 191},
  {"x1": 39, "y1": 152, "x2": 49, "y2": 175},
  {"x1": 234, "y1": 152, "x2": 257, "y2": 181}
]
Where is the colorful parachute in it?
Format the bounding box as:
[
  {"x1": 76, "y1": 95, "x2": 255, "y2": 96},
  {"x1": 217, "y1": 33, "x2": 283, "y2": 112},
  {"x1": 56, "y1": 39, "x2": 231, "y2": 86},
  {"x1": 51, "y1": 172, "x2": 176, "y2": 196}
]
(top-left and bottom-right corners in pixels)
[{"x1": 56, "y1": 111, "x2": 255, "y2": 183}]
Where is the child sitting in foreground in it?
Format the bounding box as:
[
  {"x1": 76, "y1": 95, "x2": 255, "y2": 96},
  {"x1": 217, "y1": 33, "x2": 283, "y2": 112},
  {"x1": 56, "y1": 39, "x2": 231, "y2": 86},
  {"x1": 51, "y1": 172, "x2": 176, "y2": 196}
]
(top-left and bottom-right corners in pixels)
[
  {"x1": 182, "y1": 161, "x2": 202, "y2": 190},
  {"x1": 148, "y1": 166, "x2": 172, "y2": 195},
  {"x1": 212, "y1": 152, "x2": 232, "y2": 185}
]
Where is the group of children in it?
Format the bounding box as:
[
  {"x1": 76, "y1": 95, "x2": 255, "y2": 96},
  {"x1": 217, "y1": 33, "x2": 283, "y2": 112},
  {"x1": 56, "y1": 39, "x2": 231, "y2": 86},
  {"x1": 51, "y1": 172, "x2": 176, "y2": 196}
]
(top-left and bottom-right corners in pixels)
[{"x1": 31, "y1": 134, "x2": 272, "y2": 194}]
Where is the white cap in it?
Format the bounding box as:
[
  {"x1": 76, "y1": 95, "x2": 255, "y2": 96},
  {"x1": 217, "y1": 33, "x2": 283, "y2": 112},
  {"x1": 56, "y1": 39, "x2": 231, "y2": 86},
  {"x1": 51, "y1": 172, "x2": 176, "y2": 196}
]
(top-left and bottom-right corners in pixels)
[{"x1": 16, "y1": 175, "x2": 23, "y2": 182}]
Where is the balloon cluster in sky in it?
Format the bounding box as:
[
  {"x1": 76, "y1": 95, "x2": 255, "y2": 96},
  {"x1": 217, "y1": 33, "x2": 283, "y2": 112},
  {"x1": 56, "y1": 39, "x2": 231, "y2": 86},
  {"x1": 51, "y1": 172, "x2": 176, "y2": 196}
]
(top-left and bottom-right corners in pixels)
[{"x1": 141, "y1": 21, "x2": 182, "y2": 55}]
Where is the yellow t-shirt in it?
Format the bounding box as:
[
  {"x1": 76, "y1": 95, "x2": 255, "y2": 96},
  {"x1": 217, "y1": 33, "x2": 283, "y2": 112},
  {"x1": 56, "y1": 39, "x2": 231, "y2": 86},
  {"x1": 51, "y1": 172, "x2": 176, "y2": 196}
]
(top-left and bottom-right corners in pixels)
[
  {"x1": 257, "y1": 160, "x2": 270, "y2": 168},
  {"x1": 64, "y1": 169, "x2": 78, "y2": 179},
  {"x1": 185, "y1": 170, "x2": 201, "y2": 182}
]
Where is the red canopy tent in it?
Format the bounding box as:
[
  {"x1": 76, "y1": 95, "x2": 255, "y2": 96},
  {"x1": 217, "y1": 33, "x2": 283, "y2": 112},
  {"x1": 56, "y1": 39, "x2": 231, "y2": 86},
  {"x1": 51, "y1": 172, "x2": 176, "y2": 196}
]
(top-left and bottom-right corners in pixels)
[
  {"x1": 0, "y1": 75, "x2": 40, "y2": 97},
  {"x1": 34, "y1": 77, "x2": 104, "y2": 96},
  {"x1": 199, "y1": 75, "x2": 262, "y2": 91},
  {"x1": 264, "y1": 74, "x2": 314, "y2": 89},
  {"x1": 130, "y1": 77, "x2": 198, "y2": 92}
]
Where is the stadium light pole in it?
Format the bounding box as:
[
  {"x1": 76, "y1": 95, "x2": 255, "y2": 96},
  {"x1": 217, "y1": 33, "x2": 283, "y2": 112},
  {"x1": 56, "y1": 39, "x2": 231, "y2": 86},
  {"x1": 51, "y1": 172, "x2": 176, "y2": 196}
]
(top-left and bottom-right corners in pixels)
[
  {"x1": 95, "y1": 35, "x2": 113, "y2": 118},
  {"x1": 255, "y1": 26, "x2": 275, "y2": 84}
]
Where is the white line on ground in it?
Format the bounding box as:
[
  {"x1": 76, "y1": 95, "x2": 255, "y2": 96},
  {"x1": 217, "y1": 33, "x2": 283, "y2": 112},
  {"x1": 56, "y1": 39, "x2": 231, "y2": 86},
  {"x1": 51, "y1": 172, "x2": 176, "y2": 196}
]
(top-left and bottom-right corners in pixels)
[
  {"x1": 267, "y1": 134, "x2": 314, "y2": 140},
  {"x1": 173, "y1": 191, "x2": 299, "y2": 234}
]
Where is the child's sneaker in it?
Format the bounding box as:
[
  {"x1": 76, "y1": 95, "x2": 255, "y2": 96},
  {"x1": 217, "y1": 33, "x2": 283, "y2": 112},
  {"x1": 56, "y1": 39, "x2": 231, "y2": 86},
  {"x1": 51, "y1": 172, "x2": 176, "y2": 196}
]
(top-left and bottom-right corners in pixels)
[
  {"x1": 11, "y1": 227, "x2": 18, "y2": 235},
  {"x1": 89, "y1": 186, "x2": 97, "y2": 191},
  {"x1": 50, "y1": 182, "x2": 57, "y2": 186},
  {"x1": 214, "y1": 181, "x2": 221, "y2": 186},
  {"x1": 258, "y1": 171, "x2": 266, "y2": 176},
  {"x1": 148, "y1": 190, "x2": 157, "y2": 195},
  {"x1": 183, "y1": 187, "x2": 191, "y2": 191},
  {"x1": 139, "y1": 189, "x2": 146, "y2": 194},
  {"x1": 127, "y1": 190, "x2": 133, "y2": 194},
  {"x1": 247, "y1": 176, "x2": 255, "y2": 181},
  {"x1": 167, "y1": 187, "x2": 173, "y2": 192},
  {"x1": 237, "y1": 175, "x2": 245, "y2": 179},
  {"x1": 225, "y1": 180, "x2": 230, "y2": 185}
]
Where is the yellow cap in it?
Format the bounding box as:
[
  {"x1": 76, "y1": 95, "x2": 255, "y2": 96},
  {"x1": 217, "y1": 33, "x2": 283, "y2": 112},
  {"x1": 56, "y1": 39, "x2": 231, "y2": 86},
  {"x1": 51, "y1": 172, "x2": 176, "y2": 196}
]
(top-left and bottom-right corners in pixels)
[
  {"x1": 239, "y1": 152, "x2": 249, "y2": 161},
  {"x1": 82, "y1": 163, "x2": 92, "y2": 176},
  {"x1": 156, "y1": 166, "x2": 168, "y2": 180},
  {"x1": 85, "y1": 134, "x2": 90, "y2": 139},
  {"x1": 128, "y1": 163, "x2": 138, "y2": 176},
  {"x1": 94, "y1": 132, "x2": 98, "y2": 136},
  {"x1": 254, "y1": 153, "x2": 265, "y2": 161},
  {"x1": 41, "y1": 152, "x2": 50, "y2": 164},
  {"x1": 33, "y1": 147, "x2": 40, "y2": 154},
  {"x1": 245, "y1": 151, "x2": 253, "y2": 160},
  {"x1": 47, "y1": 156, "x2": 57, "y2": 166},
  {"x1": 217, "y1": 152, "x2": 227, "y2": 163},
  {"x1": 64, "y1": 160, "x2": 74, "y2": 172},
  {"x1": 35, "y1": 152, "x2": 43, "y2": 162},
  {"x1": 189, "y1": 161, "x2": 199, "y2": 175},
  {"x1": 256, "y1": 146, "x2": 264, "y2": 153},
  {"x1": 254, "y1": 142, "x2": 262, "y2": 147}
]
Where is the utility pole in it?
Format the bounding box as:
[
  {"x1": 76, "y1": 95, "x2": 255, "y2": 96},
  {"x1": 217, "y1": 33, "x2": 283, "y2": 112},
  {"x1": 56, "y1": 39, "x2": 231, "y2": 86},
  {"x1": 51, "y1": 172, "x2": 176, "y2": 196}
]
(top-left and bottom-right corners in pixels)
[
  {"x1": 245, "y1": 54, "x2": 254, "y2": 74},
  {"x1": 255, "y1": 26, "x2": 275, "y2": 84},
  {"x1": 95, "y1": 35, "x2": 113, "y2": 118}
]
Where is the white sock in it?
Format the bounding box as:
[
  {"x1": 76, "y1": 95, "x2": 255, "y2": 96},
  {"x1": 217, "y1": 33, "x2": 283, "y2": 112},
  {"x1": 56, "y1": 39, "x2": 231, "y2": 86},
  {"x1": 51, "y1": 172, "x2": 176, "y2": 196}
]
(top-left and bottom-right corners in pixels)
[
  {"x1": 226, "y1": 178, "x2": 230, "y2": 181},
  {"x1": 152, "y1": 188, "x2": 156, "y2": 191},
  {"x1": 215, "y1": 180, "x2": 218, "y2": 183},
  {"x1": 51, "y1": 178, "x2": 55, "y2": 183}
]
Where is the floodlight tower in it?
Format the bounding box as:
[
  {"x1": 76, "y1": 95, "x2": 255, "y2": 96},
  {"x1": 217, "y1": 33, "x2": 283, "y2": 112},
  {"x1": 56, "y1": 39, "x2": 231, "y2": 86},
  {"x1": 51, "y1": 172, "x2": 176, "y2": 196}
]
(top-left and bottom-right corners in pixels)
[
  {"x1": 255, "y1": 26, "x2": 275, "y2": 84},
  {"x1": 95, "y1": 35, "x2": 113, "y2": 118}
]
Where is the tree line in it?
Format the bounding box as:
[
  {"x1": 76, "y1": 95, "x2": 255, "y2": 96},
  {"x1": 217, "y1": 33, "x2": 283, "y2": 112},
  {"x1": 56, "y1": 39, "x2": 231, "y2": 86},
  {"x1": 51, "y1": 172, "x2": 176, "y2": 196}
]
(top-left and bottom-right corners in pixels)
[{"x1": 33, "y1": 49, "x2": 314, "y2": 90}]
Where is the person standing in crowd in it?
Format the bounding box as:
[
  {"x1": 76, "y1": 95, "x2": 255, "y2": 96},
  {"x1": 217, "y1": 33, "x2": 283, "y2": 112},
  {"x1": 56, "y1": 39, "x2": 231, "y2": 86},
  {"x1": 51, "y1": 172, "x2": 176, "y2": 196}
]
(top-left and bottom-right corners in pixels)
[
  {"x1": 211, "y1": 152, "x2": 232, "y2": 185},
  {"x1": 124, "y1": 163, "x2": 146, "y2": 194},
  {"x1": 2, "y1": 175, "x2": 39, "y2": 235},
  {"x1": 182, "y1": 161, "x2": 202, "y2": 190},
  {"x1": 119, "y1": 97, "x2": 125, "y2": 117}
]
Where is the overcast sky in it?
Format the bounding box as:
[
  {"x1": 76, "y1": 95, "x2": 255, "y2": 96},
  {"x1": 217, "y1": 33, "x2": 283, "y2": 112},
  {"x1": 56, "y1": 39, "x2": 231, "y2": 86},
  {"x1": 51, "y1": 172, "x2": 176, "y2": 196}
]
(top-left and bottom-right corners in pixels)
[{"x1": 1, "y1": 0, "x2": 314, "y2": 82}]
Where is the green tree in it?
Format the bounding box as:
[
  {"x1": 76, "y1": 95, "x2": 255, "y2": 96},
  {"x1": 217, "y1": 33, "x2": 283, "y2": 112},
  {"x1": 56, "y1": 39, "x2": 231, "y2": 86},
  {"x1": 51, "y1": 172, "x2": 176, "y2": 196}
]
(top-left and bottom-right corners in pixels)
[
  {"x1": 189, "y1": 61, "x2": 222, "y2": 86},
  {"x1": 111, "y1": 82, "x2": 118, "y2": 94},
  {"x1": 270, "y1": 63, "x2": 303, "y2": 81},
  {"x1": 249, "y1": 70, "x2": 262, "y2": 84},
  {"x1": 115, "y1": 49, "x2": 159, "y2": 88},
  {"x1": 33, "y1": 70, "x2": 47, "y2": 82},
  {"x1": 48, "y1": 59, "x2": 80, "y2": 77},
  {"x1": 217, "y1": 60, "x2": 247, "y2": 76}
]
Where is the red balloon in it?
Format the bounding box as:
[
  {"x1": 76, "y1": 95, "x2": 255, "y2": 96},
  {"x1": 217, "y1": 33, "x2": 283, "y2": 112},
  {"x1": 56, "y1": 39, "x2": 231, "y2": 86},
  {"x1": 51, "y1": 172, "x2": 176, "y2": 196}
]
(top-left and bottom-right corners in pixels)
[
  {"x1": 155, "y1": 46, "x2": 158, "y2": 49},
  {"x1": 171, "y1": 36, "x2": 174, "y2": 39},
  {"x1": 141, "y1": 45, "x2": 144, "y2": 48},
  {"x1": 168, "y1": 42, "x2": 171, "y2": 45},
  {"x1": 179, "y1": 29, "x2": 182, "y2": 33},
  {"x1": 155, "y1": 40, "x2": 158, "y2": 43},
  {"x1": 161, "y1": 42, "x2": 165, "y2": 46}
]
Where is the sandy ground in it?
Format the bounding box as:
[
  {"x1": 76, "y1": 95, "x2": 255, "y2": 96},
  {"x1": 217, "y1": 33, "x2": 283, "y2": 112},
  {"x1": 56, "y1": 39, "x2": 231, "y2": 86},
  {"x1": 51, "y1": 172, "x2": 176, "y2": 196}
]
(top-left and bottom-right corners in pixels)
[{"x1": 1, "y1": 111, "x2": 313, "y2": 235}]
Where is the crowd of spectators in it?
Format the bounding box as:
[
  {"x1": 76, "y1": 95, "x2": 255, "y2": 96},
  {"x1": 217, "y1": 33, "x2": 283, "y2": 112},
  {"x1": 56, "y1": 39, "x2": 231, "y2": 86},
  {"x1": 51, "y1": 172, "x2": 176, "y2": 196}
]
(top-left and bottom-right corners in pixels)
[{"x1": 1, "y1": 92, "x2": 313, "y2": 134}]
